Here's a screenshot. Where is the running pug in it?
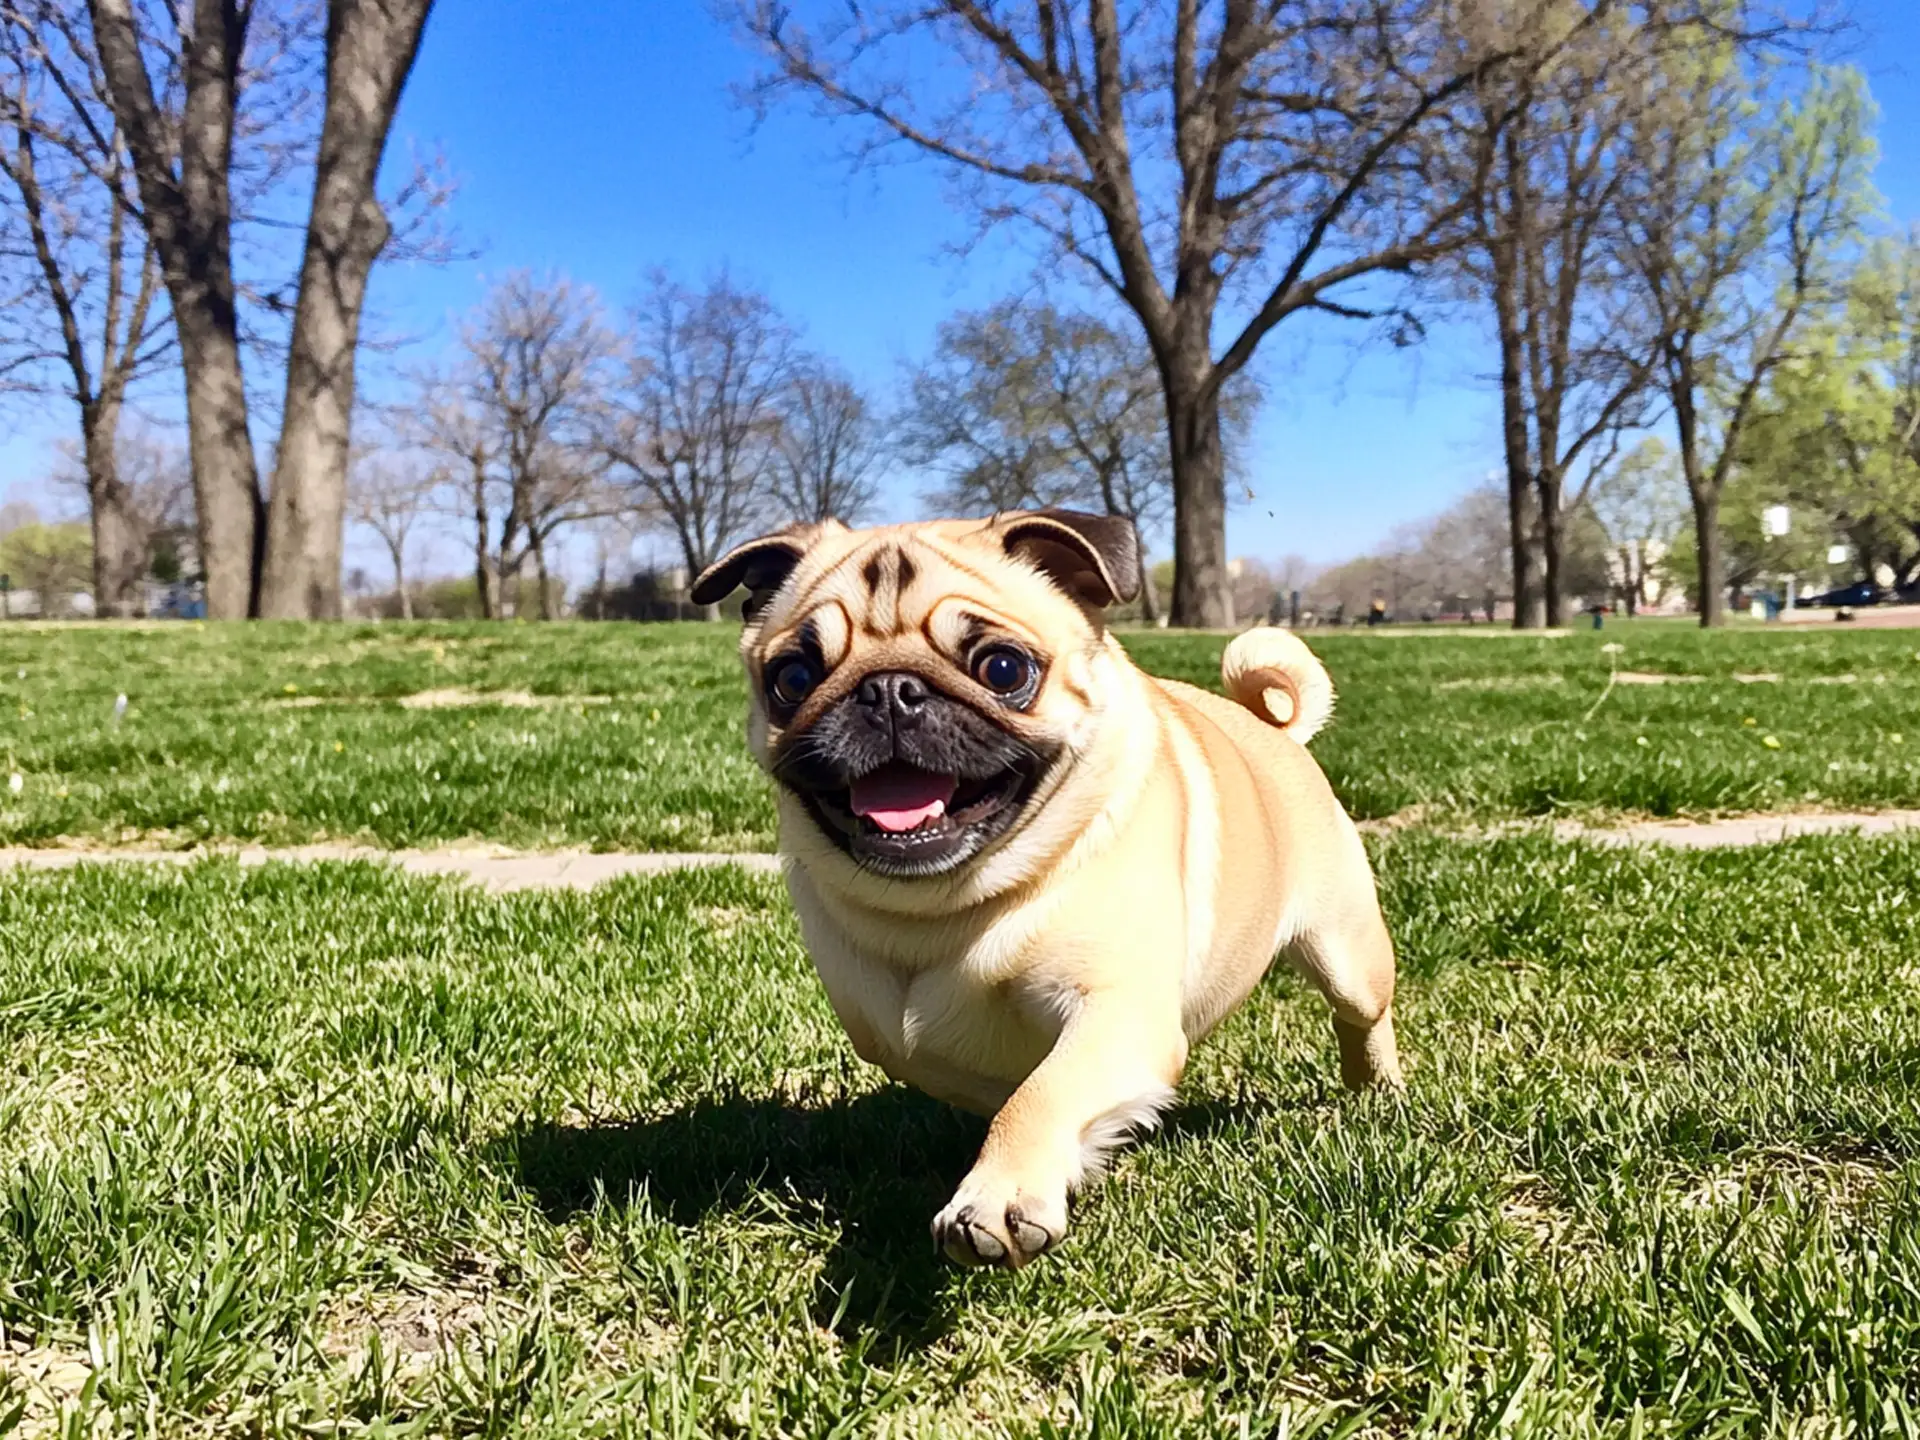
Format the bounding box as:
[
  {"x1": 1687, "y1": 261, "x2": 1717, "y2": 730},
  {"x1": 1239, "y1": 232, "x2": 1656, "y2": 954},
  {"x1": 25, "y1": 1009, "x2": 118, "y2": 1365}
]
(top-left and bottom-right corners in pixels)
[{"x1": 693, "y1": 510, "x2": 1402, "y2": 1269}]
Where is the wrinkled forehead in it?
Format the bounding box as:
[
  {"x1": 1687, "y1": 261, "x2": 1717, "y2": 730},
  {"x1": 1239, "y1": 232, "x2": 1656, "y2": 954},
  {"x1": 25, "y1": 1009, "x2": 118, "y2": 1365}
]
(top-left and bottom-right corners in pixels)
[{"x1": 750, "y1": 522, "x2": 1080, "y2": 666}]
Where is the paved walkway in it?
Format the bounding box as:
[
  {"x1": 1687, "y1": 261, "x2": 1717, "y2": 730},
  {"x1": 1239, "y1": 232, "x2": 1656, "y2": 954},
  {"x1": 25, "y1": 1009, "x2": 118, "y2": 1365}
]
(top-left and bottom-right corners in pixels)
[
  {"x1": 0, "y1": 844, "x2": 782, "y2": 892},
  {"x1": 1554, "y1": 809, "x2": 1920, "y2": 849},
  {"x1": 2, "y1": 809, "x2": 1918, "y2": 891}
]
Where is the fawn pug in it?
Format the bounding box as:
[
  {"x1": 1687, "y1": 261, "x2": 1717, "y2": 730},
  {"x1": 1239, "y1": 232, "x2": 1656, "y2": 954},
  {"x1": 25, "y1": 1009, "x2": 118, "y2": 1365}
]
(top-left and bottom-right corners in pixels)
[{"x1": 693, "y1": 509, "x2": 1401, "y2": 1268}]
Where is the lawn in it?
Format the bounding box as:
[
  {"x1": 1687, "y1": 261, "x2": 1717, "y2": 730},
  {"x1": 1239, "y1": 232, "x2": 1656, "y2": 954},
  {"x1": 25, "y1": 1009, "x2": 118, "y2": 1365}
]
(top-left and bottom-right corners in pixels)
[
  {"x1": 3, "y1": 621, "x2": 1919, "y2": 850},
  {"x1": 5, "y1": 833, "x2": 1920, "y2": 1435}
]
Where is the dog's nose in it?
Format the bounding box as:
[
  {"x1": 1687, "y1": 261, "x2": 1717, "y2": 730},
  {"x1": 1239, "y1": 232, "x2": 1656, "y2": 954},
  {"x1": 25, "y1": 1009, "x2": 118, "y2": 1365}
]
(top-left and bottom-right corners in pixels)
[{"x1": 854, "y1": 671, "x2": 929, "y2": 730}]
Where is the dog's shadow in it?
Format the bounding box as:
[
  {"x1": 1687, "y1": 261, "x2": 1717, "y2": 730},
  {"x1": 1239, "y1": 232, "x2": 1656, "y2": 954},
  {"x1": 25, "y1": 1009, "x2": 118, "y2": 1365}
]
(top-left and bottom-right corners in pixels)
[
  {"x1": 500, "y1": 1085, "x2": 1283, "y2": 1349},
  {"x1": 501, "y1": 1088, "x2": 990, "y2": 1347}
]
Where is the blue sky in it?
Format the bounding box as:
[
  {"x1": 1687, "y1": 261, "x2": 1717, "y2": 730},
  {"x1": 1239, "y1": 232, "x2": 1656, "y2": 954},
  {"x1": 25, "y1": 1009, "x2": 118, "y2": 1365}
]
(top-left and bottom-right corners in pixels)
[{"x1": 9, "y1": 1, "x2": 1920, "y2": 571}]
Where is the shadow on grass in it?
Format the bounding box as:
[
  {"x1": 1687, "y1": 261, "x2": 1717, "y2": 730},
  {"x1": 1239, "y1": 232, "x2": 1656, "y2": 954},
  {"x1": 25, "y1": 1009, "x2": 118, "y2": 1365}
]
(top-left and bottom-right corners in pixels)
[{"x1": 502, "y1": 1088, "x2": 986, "y2": 1349}]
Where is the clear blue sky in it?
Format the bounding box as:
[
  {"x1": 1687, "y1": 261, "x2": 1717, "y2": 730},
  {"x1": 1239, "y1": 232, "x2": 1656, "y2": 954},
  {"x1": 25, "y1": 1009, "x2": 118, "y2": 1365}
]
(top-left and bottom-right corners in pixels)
[{"x1": 9, "y1": 1, "x2": 1920, "y2": 569}]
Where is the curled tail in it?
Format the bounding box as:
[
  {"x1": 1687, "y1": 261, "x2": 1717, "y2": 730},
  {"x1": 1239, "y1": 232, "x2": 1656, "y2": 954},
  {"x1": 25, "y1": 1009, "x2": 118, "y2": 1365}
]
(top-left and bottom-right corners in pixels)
[{"x1": 1222, "y1": 627, "x2": 1335, "y2": 744}]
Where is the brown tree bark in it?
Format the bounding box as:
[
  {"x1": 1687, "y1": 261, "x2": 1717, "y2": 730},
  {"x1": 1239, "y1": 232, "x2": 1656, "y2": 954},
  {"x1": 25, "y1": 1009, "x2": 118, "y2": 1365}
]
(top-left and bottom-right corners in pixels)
[
  {"x1": 382, "y1": 535, "x2": 413, "y2": 619},
  {"x1": 530, "y1": 529, "x2": 555, "y2": 620},
  {"x1": 79, "y1": 401, "x2": 144, "y2": 622},
  {"x1": 1135, "y1": 544, "x2": 1160, "y2": 625},
  {"x1": 260, "y1": 0, "x2": 435, "y2": 618},
  {"x1": 0, "y1": 96, "x2": 160, "y2": 618},
  {"x1": 1491, "y1": 220, "x2": 1545, "y2": 630},
  {"x1": 81, "y1": 399, "x2": 145, "y2": 615},
  {"x1": 88, "y1": 0, "x2": 261, "y2": 618},
  {"x1": 1671, "y1": 369, "x2": 1724, "y2": 627},
  {"x1": 1164, "y1": 362, "x2": 1232, "y2": 629},
  {"x1": 1540, "y1": 466, "x2": 1566, "y2": 627}
]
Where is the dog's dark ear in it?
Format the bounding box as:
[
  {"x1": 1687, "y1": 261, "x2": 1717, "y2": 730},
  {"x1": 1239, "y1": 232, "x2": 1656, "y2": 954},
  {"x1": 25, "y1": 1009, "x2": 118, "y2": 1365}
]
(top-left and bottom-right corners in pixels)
[
  {"x1": 692, "y1": 525, "x2": 814, "y2": 621},
  {"x1": 1000, "y1": 509, "x2": 1142, "y2": 609}
]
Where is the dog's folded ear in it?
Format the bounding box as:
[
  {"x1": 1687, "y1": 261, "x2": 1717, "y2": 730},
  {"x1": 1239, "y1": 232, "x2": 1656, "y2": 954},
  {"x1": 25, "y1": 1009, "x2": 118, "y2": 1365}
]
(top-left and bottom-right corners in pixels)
[
  {"x1": 1000, "y1": 509, "x2": 1142, "y2": 610},
  {"x1": 692, "y1": 525, "x2": 817, "y2": 621}
]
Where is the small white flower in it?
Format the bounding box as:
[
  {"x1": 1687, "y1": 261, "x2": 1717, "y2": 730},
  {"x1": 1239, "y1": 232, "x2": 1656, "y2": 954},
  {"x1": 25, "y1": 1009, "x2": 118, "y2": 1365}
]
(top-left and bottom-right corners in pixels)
[
  {"x1": 1601, "y1": 642, "x2": 1625, "y2": 656},
  {"x1": 7, "y1": 773, "x2": 21, "y2": 794},
  {"x1": 113, "y1": 694, "x2": 128, "y2": 722}
]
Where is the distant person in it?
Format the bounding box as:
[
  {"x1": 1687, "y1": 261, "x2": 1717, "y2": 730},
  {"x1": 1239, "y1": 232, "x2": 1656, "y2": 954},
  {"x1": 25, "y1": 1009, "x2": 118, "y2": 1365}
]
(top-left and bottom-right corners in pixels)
[{"x1": 1368, "y1": 597, "x2": 1386, "y2": 627}]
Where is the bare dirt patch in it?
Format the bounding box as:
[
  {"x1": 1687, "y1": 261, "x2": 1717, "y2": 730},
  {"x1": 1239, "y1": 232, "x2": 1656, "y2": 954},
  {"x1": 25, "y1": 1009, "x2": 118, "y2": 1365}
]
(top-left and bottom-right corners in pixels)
[
  {"x1": 1437, "y1": 675, "x2": 1567, "y2": 692},
  {"x1": 1, "y1": 1329, "x2": 96, "y2": 1439},
  {"x1": 266, "y1": 689, "x2": 614, "y2": 711},
  {"x1": 1679, "y1": 1146, "x2": 1894, "y2": 1214},
  {"x1": 1557, "y1": 809, "x2": 1920, "y2": 849},
  {"x1": 398, "y1": 688, "x2": 611, "y2": 710}
]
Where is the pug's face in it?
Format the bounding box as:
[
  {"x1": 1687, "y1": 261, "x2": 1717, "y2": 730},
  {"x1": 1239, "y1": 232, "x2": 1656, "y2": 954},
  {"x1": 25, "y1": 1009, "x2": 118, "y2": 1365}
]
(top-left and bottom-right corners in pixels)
[{"x1": 693, "y1": 511, "x2": 1141, "y2": 878}]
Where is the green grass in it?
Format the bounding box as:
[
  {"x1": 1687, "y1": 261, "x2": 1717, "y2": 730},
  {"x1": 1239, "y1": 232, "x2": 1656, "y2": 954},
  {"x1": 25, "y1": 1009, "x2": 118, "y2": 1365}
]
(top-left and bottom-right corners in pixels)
[
  {"x1": 6, "y1": 835, "x2": 1920, "y2": 1435},
  {"x1": 7, "y1": 621, "x2": 1918, "y2": 851}
]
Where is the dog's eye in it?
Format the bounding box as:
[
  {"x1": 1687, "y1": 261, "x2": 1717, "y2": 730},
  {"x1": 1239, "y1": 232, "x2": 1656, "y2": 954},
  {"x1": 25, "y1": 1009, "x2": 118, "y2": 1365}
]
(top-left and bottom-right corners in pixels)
[
  {"x1": 768, "y1": 656, "x2": 818, "y2": 707},
  {"x1": 973, "y1": 647, "x2": 1031, "y2": 695}
]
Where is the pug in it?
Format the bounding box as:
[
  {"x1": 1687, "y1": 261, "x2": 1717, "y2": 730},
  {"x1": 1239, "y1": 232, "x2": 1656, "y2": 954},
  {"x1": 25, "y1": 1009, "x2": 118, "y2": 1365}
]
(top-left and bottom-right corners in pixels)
[{"x1": 692, "y1": 509, "x2": 1401, "y2": 1269}]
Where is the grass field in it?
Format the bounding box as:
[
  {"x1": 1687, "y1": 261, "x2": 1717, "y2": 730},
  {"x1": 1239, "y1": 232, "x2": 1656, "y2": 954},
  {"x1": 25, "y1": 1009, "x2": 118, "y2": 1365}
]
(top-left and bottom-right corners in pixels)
[
  {"x1": 3, "y1": 621, "x2": 1918, "y2": 850},
  {"x1": 6, "y1": 833, "x2": 1920, "y2": 1435}
]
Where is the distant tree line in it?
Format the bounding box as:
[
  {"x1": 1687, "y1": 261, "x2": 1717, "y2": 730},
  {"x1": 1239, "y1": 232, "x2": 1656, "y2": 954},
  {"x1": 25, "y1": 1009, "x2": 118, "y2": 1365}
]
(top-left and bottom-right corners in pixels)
[{"x1": 4, "y1": 0, "x2": 1916, "y2": 630}]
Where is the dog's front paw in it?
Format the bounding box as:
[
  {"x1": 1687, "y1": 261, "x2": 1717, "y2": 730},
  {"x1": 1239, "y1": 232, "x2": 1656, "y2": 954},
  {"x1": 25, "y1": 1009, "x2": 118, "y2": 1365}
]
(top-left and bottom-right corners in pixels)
[{"x1": 931, "y1": 1174, "x2": 1067, "y2": 1269}]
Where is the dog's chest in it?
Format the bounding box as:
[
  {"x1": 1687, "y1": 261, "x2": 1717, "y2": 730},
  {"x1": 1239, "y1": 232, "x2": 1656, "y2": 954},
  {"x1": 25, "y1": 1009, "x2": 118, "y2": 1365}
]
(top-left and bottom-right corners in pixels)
[{"x1": 788, "y1": 882, "x2": 1061, "y2": 1108}]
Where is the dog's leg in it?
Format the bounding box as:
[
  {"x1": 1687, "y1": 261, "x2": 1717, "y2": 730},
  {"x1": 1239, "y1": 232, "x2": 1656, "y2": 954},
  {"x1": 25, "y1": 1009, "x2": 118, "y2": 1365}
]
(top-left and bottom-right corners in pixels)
[
  {"x1": 931, "y1": 1004, "x2": 1186, "y2": 1269},
  {"x1": 1287, "y1": 891, "x2": 1404, "y2": 1092}
]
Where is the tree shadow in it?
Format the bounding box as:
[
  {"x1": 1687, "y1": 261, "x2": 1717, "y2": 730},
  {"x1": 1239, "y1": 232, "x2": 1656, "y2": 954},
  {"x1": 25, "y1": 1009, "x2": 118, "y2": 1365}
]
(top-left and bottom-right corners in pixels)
[{"x1": 500, "y1": 1087, "x2": 987, "y2": 1348}]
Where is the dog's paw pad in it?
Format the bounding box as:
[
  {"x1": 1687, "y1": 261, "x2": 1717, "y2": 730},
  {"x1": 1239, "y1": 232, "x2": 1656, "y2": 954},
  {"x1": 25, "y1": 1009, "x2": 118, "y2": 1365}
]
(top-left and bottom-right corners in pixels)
[{"x1": 932, "y1": 1191, "x2": 1064, "y2": 1269}]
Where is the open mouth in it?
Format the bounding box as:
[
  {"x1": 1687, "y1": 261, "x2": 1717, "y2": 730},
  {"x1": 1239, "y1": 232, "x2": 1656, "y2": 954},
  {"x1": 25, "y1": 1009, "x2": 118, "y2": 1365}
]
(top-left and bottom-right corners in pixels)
[{"x1": 798, "y1": 760, "x2": 1037, "y2": 873}]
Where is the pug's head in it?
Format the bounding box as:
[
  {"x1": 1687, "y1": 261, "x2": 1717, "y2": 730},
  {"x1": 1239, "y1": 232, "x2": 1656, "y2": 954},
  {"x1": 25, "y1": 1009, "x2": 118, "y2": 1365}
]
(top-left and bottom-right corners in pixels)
[{"x1": 693, "y1": 510, "x2": 1141, "y2": 879}]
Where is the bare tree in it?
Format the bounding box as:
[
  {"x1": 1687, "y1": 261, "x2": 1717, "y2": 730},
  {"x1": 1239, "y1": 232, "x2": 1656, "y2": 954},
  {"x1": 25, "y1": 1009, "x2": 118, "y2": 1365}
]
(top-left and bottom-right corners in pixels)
[
  {"x1": 1312, "y1": 482, "x2": 1520, "y2": 620},
  {"x1": 258, "y1": 0, "x2": 434, "y2": 619},
  {"x1": 769, "y1": 357, "x2": 888, "y2": 525},
  {"x1": 1613, "y1": 59, "x2": 1871, "y2": 625},
  {"x1": 900, "y1": 302, "x2": 1080, "y2": 516},
  {"x1": 1589, "y1": 436, "x2": 1687, "y2": 613},
  {"x1": 1036, "y1": 306, "x2": 1190, "y2": 623},
  {"x1": 346, "y1": 448, "x2": 431, "y2": 617},
  {"x1": 83, "y1": 0, "x2": 292, "y2": 616},
  {"x1": 1463, "y1": 9, "x2": 1664, "y2": 629},
  {"x1": 602, "y1": 272, "x2": 797, "y2": 619},
  {"x1": 413, "y1": 373, "x2": 498, "y2": 614},
  {"x1": 737, "y1": 0, "x2": 1561, "y2": 626},
  {"x1": 0, "y1": 5, "x2": 170, "y2": 615},
  {"x1": 416, "y1": 272, "x2": 614, "y2": 620}
]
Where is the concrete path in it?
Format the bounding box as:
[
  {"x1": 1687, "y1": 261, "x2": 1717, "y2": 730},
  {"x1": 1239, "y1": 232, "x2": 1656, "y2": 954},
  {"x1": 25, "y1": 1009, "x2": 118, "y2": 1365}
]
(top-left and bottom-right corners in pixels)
[
  {"x1": 0, "y1": 844, "x2": 781, "y2": 892},
  {"x1": 1554, "y1": 809, "x2": 1920, "y2": 849},
  {"x1": 2, "y1": 810, "x2": 1917, "y2": 891}
]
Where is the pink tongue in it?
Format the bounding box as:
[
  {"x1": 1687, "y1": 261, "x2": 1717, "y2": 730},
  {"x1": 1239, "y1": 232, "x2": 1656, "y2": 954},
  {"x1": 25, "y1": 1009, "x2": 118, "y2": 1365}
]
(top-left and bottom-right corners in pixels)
[{"x1": 849, "y1": 766, "x2": 957, "y2": 833}]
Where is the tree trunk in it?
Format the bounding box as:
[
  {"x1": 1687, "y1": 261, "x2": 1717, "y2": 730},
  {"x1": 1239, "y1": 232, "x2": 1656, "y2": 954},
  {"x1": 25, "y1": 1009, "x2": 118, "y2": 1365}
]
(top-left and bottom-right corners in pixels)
[
  {"x1": 259, "y1": 0, "x2": 434, "y2": 619},
  {"x1": 531, "y1": 530, "x2": 556, "y2": 620},
  {"x1": 1669, "y1": 362, "x2": 1723, "y2": 628},
  {"x1": 177, "y1": 309, "x2": 263, "y2": 618},
  {"x1": 81, "y1": 400, "x2": 146, "y2": 617},
  {"x1": 468, "y1": 460, "x2": 496, "y2": 618},
  {"x1": 384, "y1": 536, "x2": 412, "y2": 619},
  {"x1": 1692, "y1": 485, "x2": 1724, "y2": 627},
  {"x1": 1540, "y1": 468, "x2": 1565, "y2": 627},
  {"x1": 1490, "y1": 228, "x2": 1544, "y2": 630},
  {"x1": 1164, "y1": 370, "x2": 1232, "y2": 629},
  {"x1": 1136, "y1": 548, "x2": 1161, "y2": 625},
  {"x1": 89, "y1": 0, "x2": 261, "y2": 618}
]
